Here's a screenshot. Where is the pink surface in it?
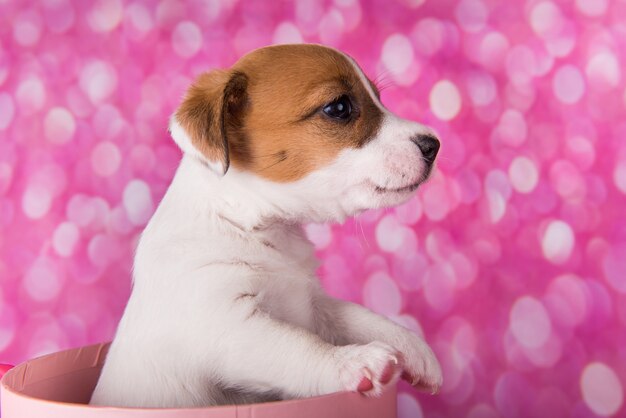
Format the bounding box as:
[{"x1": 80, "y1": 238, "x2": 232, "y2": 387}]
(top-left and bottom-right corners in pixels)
[
  {"x1": 1, "y1": 342, "x2": 396, "y2": 418},
  {"x1": 0, "y1": 0, "x2": 625, "y2": 417}
]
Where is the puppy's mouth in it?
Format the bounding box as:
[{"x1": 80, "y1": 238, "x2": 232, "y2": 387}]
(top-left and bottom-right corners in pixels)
[
  {"x1": 374, "y1": 181, "x2": 422, "y2": 194},
  {"x1": 372, "y1": 169, "x2": 432, "y2": 195}
]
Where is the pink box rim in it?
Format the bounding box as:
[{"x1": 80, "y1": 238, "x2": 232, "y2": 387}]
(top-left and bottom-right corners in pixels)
[{"x1": 1, "y1": 342, "x2": 397, "y2": 417}]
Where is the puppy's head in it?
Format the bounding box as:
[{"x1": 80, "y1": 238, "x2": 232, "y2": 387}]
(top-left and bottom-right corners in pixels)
[{"x1": 171, "y1": 44, "x2": 440, "y2": 221}]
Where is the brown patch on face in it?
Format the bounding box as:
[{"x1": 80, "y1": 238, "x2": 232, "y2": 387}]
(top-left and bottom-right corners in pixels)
[
  {"x1": 176, "y1": 44, "x2": 383, "y2": 181},
  {"x1": 228, "y1": 44, "x2": 384, "y2": 182}
]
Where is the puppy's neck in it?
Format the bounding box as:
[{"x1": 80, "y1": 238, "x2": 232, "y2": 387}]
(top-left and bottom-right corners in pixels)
[{"x1": 169, "y1": 156, "x2": 296, "y2": 232}]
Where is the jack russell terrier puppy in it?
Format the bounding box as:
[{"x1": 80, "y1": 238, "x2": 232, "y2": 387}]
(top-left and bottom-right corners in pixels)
[{"x1": 91, "y1": 44, "x2": 442, "y2": 408}]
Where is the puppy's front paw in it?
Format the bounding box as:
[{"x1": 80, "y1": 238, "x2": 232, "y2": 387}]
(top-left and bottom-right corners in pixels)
[
  {"x1": 397, "y1": 335, "x2": 443, "y2": 394},
  {"x1": 334, "y1": 342, "x2": 402, "y2": 397}
]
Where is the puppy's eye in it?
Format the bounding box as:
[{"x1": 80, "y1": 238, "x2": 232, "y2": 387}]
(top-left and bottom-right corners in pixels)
[{"x1": 323, "y1": 95, "x2": 352, "y2": 120}]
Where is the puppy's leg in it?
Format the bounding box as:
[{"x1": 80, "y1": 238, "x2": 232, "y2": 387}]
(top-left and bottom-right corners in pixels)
[
  {"x1": 314, "y1": 296, "x2": 443, "y2": 393},
  {"x1": 211, "y1": 298, "x2": 401, "y2": 398}
]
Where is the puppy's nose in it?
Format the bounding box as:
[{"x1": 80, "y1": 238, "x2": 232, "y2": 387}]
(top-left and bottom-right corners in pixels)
[{"x1": 411, "y1": 134, "x2": 440, "y2": 163}]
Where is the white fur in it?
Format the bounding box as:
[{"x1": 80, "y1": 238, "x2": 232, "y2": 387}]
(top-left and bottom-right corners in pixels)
[{"x1": 91, "y1": 52, "x2": 442, "y2": 408}]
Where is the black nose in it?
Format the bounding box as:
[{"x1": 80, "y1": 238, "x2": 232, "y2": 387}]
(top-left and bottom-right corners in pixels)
[{"x1": 412, "y1": 134, "x2": 440, "y2": 162}]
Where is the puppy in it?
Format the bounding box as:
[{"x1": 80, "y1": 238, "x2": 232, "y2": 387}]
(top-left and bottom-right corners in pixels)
[{"x1": 90, "y1": 44, "x2": 442, "y2": 408}]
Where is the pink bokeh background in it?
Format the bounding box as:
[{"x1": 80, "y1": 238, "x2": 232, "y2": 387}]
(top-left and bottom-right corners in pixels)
[{"x1": 1, "y1": 0, "x2": 626, "y2": 416}]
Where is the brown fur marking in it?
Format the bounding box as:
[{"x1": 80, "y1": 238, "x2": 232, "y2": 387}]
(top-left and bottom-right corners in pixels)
[{"x1": 176, "y1": 44, "x2": 383, "y2": 181}]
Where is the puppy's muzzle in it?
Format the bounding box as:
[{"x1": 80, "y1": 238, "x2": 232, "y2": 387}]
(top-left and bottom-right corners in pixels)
[{"x1": 411, "y1": 134, "x2": 440, "y2": 164}]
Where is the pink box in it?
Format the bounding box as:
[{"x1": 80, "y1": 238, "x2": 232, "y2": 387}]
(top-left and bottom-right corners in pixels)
[{"x1": 1, "y1": 342, "x2": 397, "y2": 417}]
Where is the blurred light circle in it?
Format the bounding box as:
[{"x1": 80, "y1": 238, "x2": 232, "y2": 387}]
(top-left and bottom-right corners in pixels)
[
  {"x1": 273, "y1": 22, "x2": 304, "y2": 44},
  {"x1": 412, "y1": 18, "x2": 444, "y2": 56},
  {"x1": 506, "y1": 46, "x2": 537, "y2": 85},
  {"x1": 425, "y1": 229, "x2": 454, "y2": 262},
  {"x1": 363, "y1": 271, "x2": 402, "y2": 316},
  {"x1": 485, "y1": 170, "x2": 512, "y2": 200},
  {"x1": 576, "y1": 0, "x2": 608, "y2": 16},
  {"x1": 523, "y1": 333, "x2": 563, "y2": 368},
  {"x1": 22, "y1": 185, "x2": 52, "y2": 219},
  {"x1": 172, "y1": 21, "x2": 203, "y2": 58},
  {"x1": 496, "y1": 109, "x2": 527, "y2": 146},
  {"x1": 376, "y1": 215, "x2": 404, "y2": 252},
  {"x1": 455, "y1": 0, "x2": 488, "y2": 33},
  {"x1": 454, "y1": 169, "x2": 481, "y2": 204},
  {"x1": 319, "y1": 10, "x2": 345, "y2": 46},
  {"x1": 550, "y1": 160, "x2": 585, "y2": 199},
  {"x1": 444, "y1": 367, "x2": 475, "y2": 404},
  {"x1": 44, "y1": 107, "x2": 76, "y2": 144},
  {"x1": 586, "y1": 52, "x2": 621, "y2": 89},
  {"x1": 108, "y1": 205, "x2": 133, "y2": 234},
  {"x1": 42, "y1": 0, "x2": 75, "y2": 33},
  {"x1": 422, "y1": 178, "x2": 452, "y2": 221},
  {"x1": 30, "y1": 163, "x2": 67, "y2": 198},
  {"x1": 544, "y1": 274, "x2": 589, "y2": 327},
  {"x1": 545, "y1": 23, "x2": 576, "y2": 58},
  {"x1": 80, "y1": 60, "x2": 118, "y2": 104},
  {"x1": 395, "y1": 227, "x2": 418, "y2": 259},
  {"x1": 580, "y1": 363, "x2": 624, "y2": 416},
  {"x1": 126, "y1": 3, "x2": 154, "y2": 35},
  {"x1": 509, "y1": 157, "x2": 539, "y2": 193},
  {"x1": 123, "y1": 179, "x2": 154, "y2": 226},
  {"x1": 66, "y1": 194, "x2": 96, "y2": 227},
  {"x1": 394, "y1": 197, "x2": 422, "y2": 225},
  {"x1": 87, "y1": 0, "x2": 123, "y2": 32},
  {"x1": 614, "y1": 161, "x2": 626, "y2": 194},
  {"x1": 24, "y1": 259, "x2": 62, "y2": 302},
  {"x1": 439, "y1": 316, "x2": 476, "y2": 369},
  {"x1": 130, "y1": 143, "x2": 156, "y2": 173},
  {"x1": 88, "y1": 234, "x2": 117, "y2": 268},
  {"x1": 382, "y1": 34, "x2": 414, "y2": 75},
  {"x1": 393, "y1": 252, "x2": 428, "y2": 291},
  {"x1": 13, "y1": 13, "x2": 41, "y2": 46},
  {"x1": 26, "y1": 318, "x2": 67, "y2": 358},
  {"x1": 466, "y1": 71, "x2": 497, "y2": 106},
  {"x1": 52, "y1": 222, "x2": 80, "y2": 257},
  {"x1": 479, "y1": 31, "x2": 509, "y2": 69},
  {"x1": 553, "y1": 65, "x2": 585, "y2": 104},
  {"x1": 494, "y1": 372, "x2": 534, "y2": 416},
  {"x1": 530, "y1": 2, "x2": 564, "y2": 38},
  {"x1": 448, "y1": 251, "x2": 477, "y2": 289},
  {"x1": 295, "y1": 0, "x2": 325, "y2": 29},
  {"x1": 93, "y1": 104, "x2": 124, "y2": 140},
  {"x1": 602, "y1": 246, "x2": 626, "y2": 294},
  {"x1": 509, "y1": 296, "x2": 552, "y2": 349},
  {"x1": 197, "y1": 0, "x2": 222, "y2": 21},
  {"x1": 399, "y1": 0, "x2": 425, "y2": 8},
  {"x1": 16, "y1": 76, "x2": 46, "y2": 114},
  {"x1": 91, "y1": 141, "x2": 122, "y2": 177},
  {"x1": 423, "y1": 264, "x2": 456, "y2": 313},
  {"x1": 566, "y1": 136, "x2": 595, "y2": 170},
  {"x1": 542, "y1": 220, "x2": 575, "y2": 264},
  {"x1": 430, "y1": 80, "x2": 462, "y2": 120},
  {"x1": 397, "y1": 393, "x2": 423, "y2": 418},
  {"x1": 485, "y1": 189, "x2": 506, "y2": 223},
  {"x1": 0, "y1": 93, "x2": 15, "y2": 130}
]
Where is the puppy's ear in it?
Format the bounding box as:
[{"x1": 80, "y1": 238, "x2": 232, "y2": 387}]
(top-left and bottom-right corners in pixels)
[{"x1": 170, "y1": 71, "x2": 248, "y2": 175}]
